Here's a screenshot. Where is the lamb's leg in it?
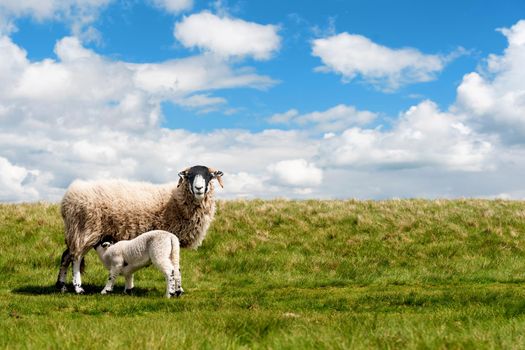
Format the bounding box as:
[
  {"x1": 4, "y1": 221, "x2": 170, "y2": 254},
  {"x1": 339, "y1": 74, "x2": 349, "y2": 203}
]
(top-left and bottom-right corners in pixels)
[
  {"x1": 72, "y1": 255, "x2": 85, "y2": 294},
  {"x1": 124, "y1": 273, "x2": 134, "y2": 295},
  {"x1": 170, "y1": 237, "x2": 183, "y2": 297},
  {"x1": 175, "y1": 268, "x2": 183, "y2": 297},
  {"x1": 162, "y1": 265, "x2": 183, "y2": 298},
  {"x1": 164, "y1": 266, "x2": 177, "y2": 299},
  {"x1": 155, "y1": 259, "x2": 176, "y2": 298},
  {"x1": 56, "y1": 248, "x2": 71, "y2": 293},
  {"x1": 101, "y1": 265, "x2": 122, "y2": 295}
]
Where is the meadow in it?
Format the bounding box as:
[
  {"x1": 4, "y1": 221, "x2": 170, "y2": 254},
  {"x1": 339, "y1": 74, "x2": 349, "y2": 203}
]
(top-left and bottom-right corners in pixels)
[{"x1": 2, "y1": 199, "x2": 525, "y2": 349}]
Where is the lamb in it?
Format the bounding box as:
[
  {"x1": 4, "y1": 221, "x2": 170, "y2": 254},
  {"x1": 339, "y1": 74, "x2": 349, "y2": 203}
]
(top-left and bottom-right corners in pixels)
[
  {"x1": 56, "y1": 165, "x2": 223, "y2": 294},
  {"x1": 94, "y1": 230, "x2": 183, "y2": 298}
]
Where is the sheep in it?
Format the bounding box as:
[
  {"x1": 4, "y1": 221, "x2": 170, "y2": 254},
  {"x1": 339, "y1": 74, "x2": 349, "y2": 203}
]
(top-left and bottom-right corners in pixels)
[
  {"x1": 94, "y1": 230, "x2": 183, "y2": 298},
  {"x1": 56, "y1": 165, "x2": 223, "y2": 294}
]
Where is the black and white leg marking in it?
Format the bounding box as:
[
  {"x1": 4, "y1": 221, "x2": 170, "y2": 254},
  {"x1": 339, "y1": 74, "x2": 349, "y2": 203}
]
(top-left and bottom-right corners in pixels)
[
  {"x1": 72, "y1": 256, "x2": 85, "y2": 294},
  {"x1": 175, "y1": 268, "x2": 184, "y2": 297},
  {"x1": 56, "y1": 249, "x2": 71, "y2": 293},
  {"x1": 166, "y1": 269, "x2": 183, "y2": 298},
  {"x1": 167, "y1": 269, "x2": 176, "y2": 298}
]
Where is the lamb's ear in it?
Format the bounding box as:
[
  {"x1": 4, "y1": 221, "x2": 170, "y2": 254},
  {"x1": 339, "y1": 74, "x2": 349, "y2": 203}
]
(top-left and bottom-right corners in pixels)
[
  {"x1": 211, "y1": 170, "x2": 224, "y2": 188},
  {"x1": 177, "y1": 169, "x2": 189, "y2": 188},
  {"x1": 102, "y1": 242, "x2": 111, "y2": 248}
]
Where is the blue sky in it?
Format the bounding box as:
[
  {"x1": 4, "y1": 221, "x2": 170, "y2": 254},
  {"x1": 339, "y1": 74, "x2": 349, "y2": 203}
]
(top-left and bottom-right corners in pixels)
[
  {"x1": 1, "y1": 0, "x2": 525, "y2": 201},
  {"x1": 9, "y1": 0, "x2": 523, "y2": 131}
]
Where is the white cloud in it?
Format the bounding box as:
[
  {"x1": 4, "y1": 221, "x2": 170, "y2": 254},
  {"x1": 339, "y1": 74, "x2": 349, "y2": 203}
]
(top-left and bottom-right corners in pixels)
[
  {"x1": 0, "y1": 0, "x2": 111, "y2": 20},
  {"x1": 132, "y1": 54, "x2": 276, "y2": 96},
  {"x1": 72, "y1": 140, "x2": 118, "y2": 163},
  {"x1": 319, "y1": 100, "x2": 493, "y2": 172},
  {"x1": 0, "y1": 156, "x2": 44, "y2": 202},
  {"x1": 268, "y1": 109, "x2": 299, "y2": 124},
  {"x1": 312, "y1": 32, "x2": 447, "y2": 91},
  {"x1": 0, "y1": 35, "x2": 28, "y2": 91},
  {"x1": 175, "y1": 94, "x2": 227, "y2": 109},
  {"x1": 149, "y1": 0, "x2": 192, "y2": 14},
  {"x1": 222, "y1": 172, "x2": 266, "y2": 198},
  {"x1": 55, "y1": 36, "x2": 94, "y2": 61},
  {"x1": 14, "y1": 60, "x2": 72, "y2": 100},
  {"x1": 0, "y1": 0, "x2": 112, "y2": 39},
  {"x1": 455, "y1": 20, "x2": 525, "y2": 143},
  {"x1": 0, "y1": 36, "x2": 275, "y2": 130},
  {"x1": 1, "y1": 37, "x2": 155, "y2": 130},
  {"x1": 269, "y1": 104, "x2": 377, "y2": 132},
  {"x1": 174, "y1": 11, "x2": 281, "y2": 60},
  {"x1": 268, "y1": 159, "x2": 323, "y2": 187}
]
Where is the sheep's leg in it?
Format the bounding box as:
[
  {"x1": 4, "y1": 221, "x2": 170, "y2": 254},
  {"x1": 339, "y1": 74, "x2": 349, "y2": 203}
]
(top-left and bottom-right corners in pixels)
[
  {"x1": 101, "y1": 266, "x2": 122, "y2": 295},
  {"x1": 124, "y1": 274, "x2": 134, "y2": 295},
  {"x1": 56, "y1": 248, "x2": 71, "y2": 293},
  {"x1": 72, "y1": 256, "x2": 85, "y2": 294}
]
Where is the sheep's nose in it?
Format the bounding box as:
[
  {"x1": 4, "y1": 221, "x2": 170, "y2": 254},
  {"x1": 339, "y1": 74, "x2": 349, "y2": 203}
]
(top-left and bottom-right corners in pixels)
[{"x1": 195, "y1": 185, "x2": 203, "y2": 191}]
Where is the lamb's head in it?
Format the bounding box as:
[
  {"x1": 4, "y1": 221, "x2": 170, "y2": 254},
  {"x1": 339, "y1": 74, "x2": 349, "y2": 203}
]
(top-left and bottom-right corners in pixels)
[
  {"x1": 94, "y1": 236, "x2": 114, "y2": 250},
  {"x1": 178, "y1": 165, "x2": 224, "y2": 201},
  {"x1": 94, "y1": 237, "x2": 114, "y2": 259}
]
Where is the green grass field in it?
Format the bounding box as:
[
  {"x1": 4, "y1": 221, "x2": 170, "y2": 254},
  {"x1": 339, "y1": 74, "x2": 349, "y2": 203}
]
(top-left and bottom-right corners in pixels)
[{"x1": 2, "y1": 200, "x2": 525, "y2": 349}]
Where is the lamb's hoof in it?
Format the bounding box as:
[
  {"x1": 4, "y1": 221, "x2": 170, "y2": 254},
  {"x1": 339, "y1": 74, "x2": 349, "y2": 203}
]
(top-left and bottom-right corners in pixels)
[
  {"x1": 175, "y1": 288, "x2": 184, "y2": 297},
  {"x1": 124, "y1": 288, "x2": 134, "y2": 295},
  {"x1": 74, "y1": 286, "x2": 85, "y2": 294},
  {"x1": 101, "y1": 289, "x2": 111, "y2": 295}
]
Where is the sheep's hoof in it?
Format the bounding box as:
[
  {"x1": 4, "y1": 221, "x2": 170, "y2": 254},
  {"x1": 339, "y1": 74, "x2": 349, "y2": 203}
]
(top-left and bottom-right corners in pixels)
[
  {"x1": 56, "y1": 281, "x2": 68, "y2": 293},
  {"x1": 124, "y1": 288, "x2": 134, "y2": 295},
  {"x1": 74, "y1": 286, "x2": 85, "y2": 294},
  {"x1": 101, "y1": 289, "x2": 111, "y2": 295},
  {"x1": 175, "y1": 288, "x2": 184, "y2": 297}
]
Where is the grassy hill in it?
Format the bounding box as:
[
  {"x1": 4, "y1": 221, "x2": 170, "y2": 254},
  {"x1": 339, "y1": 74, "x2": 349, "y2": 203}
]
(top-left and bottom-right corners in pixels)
[{"x1": 2, "y1": 199, "x2": 525, "y2": 349}]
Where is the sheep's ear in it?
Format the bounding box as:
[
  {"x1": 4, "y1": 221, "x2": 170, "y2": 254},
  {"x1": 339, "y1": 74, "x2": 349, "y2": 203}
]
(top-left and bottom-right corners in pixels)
[
  {"x1": 102, "y1": 242, "x2": 111, "y2": 248},
  {"x1": 212, "y1": 170, "x2": 224, "y2": 188}
]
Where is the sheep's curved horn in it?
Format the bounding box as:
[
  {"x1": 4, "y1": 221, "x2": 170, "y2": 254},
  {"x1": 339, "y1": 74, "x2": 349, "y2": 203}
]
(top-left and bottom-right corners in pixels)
[
  {"x1": 177, "y1": 167, "x2": 190, "y2": 187},
  {"x1": 216, "y1": 175, "x2": 224, "y2": 188},
  {"x1": 208, "y1": 167, "x2": 224, "y2": 188}
]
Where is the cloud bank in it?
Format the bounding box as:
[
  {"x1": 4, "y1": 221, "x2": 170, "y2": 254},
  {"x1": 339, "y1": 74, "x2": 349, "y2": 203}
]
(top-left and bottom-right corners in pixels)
[
  {"x1": 1, "y1": 9, "x2": 525, "y2": 202},
  {"x1": 455, "y1": 20, "x2": 525, "y2": 143}
]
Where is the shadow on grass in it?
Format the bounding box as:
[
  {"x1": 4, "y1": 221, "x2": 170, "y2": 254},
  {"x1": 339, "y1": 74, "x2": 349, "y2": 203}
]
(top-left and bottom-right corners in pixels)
[{"x1": 12, "y1": 284, "x2": 152, "y2": 296}]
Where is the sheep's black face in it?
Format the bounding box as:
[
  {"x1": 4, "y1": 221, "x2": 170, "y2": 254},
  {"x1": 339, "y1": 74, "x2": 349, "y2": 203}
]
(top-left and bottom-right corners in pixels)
[{"x1": 178, "y1": 165, "x2": 223, "y2": 201}]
